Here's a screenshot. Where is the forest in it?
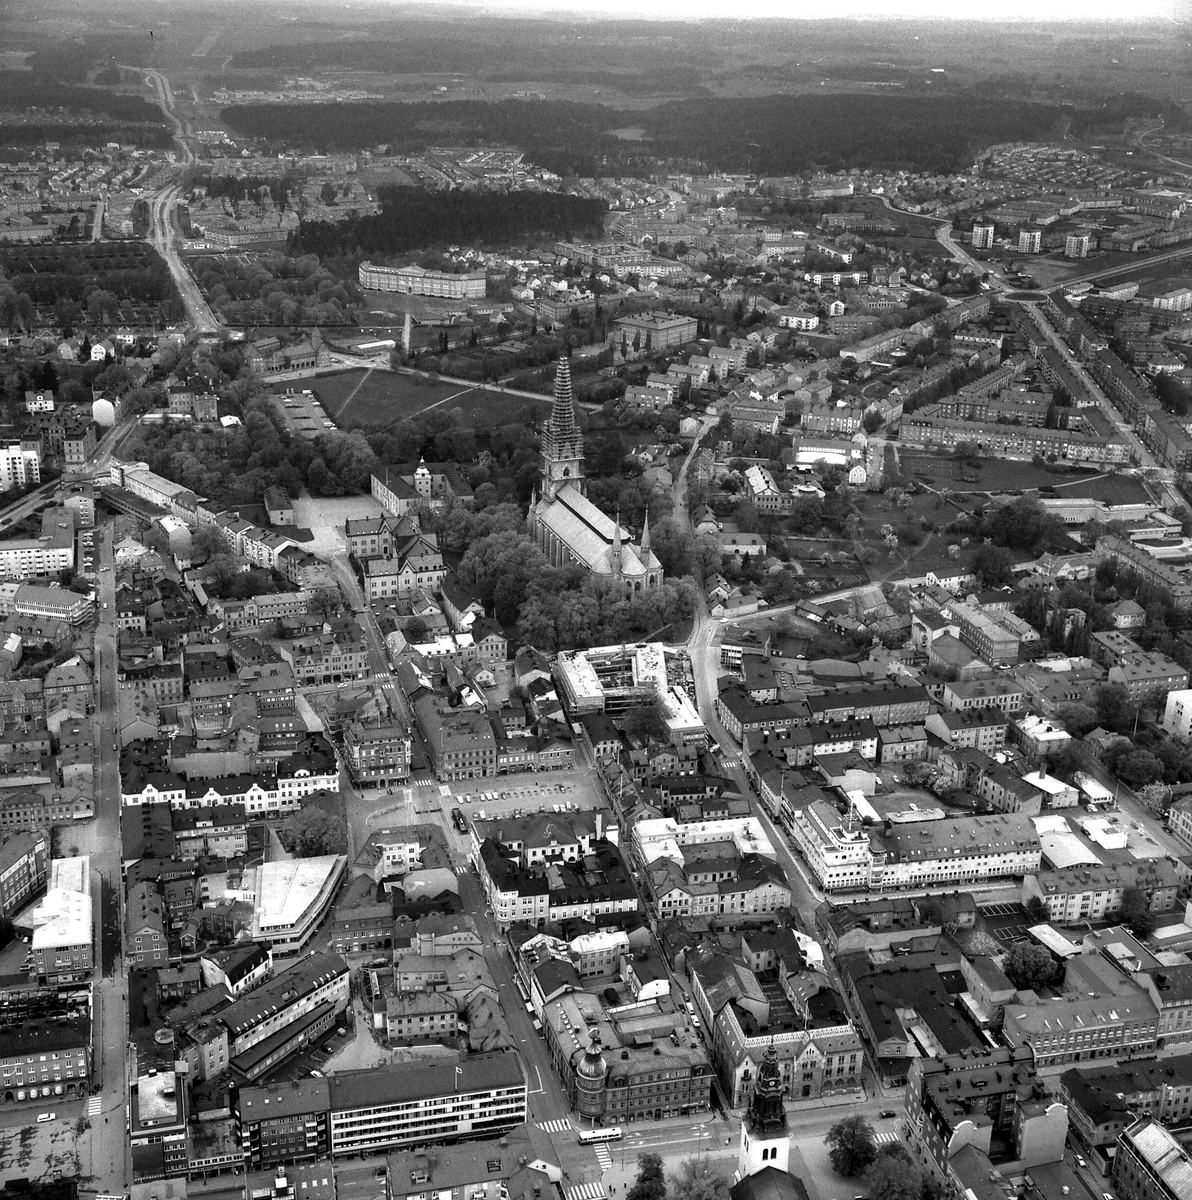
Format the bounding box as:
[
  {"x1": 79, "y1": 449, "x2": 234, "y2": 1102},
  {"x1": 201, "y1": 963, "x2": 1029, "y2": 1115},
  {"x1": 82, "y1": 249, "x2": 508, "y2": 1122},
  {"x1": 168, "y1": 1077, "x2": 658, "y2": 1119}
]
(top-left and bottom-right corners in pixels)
[
  {"x1": 290, "y1": 187, "x2": 607, "y2": 259},
  {"x1": 0, "y1": 243, "x2": 180, "y2": 312},
  {"x1": 223, "y1": 93, "x2": 1068, "y2": 176},
  {"x1": 0, "y1": 74, "x2": 168, "y2": 127},
  {"x1": 189, "y1": 251, "x2": 358, "y2": 327}
]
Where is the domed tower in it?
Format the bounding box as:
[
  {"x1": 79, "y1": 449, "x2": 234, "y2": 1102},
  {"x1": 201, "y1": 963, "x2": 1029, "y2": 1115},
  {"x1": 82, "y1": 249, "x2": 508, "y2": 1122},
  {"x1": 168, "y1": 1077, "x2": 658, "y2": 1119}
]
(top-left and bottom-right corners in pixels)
[
  {"x1": 737, "y1": 1045, "x2": 789, "y2": 1180},
  {"x1": 574, "y1": 1028, "x2": 609, "y2": 1120}
]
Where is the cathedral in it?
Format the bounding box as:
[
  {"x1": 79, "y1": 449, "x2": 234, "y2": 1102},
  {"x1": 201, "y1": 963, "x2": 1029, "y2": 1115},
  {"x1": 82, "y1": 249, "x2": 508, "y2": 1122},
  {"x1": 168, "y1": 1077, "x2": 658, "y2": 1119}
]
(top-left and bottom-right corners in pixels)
[{"x1": 528, "y1": 355, "x2": 664, "y2": 591}]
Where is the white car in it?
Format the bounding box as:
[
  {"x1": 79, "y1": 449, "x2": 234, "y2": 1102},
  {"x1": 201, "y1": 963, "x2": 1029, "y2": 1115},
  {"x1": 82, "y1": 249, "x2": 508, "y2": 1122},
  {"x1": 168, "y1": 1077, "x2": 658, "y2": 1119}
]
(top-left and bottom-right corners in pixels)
[{"x1": 36, "y1": 1112, "x2": 54, "y2": 1123}]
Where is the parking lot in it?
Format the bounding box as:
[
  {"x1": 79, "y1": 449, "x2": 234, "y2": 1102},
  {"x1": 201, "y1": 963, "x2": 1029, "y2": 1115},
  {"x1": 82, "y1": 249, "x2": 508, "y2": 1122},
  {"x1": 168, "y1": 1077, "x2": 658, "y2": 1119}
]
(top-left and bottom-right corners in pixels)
[
  {"x1": 979, "y1": 903, "x2": 1033, "y2": 946},
  {"x1": 346, "y1": 767, "x2": 608, "y2": 868}
]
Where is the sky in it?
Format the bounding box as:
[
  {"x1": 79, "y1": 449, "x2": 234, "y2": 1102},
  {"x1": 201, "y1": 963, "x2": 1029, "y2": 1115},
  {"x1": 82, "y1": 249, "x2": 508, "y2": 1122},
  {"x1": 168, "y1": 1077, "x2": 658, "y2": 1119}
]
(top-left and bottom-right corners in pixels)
[{"x1": 418, "y1": 0, "x2": 1185, "y2": 19}]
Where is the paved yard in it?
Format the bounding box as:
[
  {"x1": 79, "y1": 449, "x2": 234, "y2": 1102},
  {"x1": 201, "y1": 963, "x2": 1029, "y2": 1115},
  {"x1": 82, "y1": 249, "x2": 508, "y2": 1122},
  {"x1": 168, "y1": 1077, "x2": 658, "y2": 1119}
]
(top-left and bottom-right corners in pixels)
[{"x1": 292, "y1": 495, "x2": 386, "y2": 560}]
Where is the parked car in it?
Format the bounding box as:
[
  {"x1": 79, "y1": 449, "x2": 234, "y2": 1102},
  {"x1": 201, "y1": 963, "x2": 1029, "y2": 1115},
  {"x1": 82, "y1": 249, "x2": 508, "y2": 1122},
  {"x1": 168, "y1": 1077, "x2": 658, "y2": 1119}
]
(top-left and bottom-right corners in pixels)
[
  {"x1": 879, "y1": 1110, "x2": 897, "y2": 1119},
  {"x1": 1076, "y1": 1157, "x2": 1086, "y2": 1169},
  {"x1": 36, "y1": 1113, "x2": 54, "y2": 1123}
]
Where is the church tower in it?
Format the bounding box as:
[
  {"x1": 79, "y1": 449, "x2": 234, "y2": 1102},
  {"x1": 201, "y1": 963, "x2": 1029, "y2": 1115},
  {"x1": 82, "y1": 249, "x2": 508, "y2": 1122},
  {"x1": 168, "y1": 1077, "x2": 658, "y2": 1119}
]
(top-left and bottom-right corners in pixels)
[
  {"x1": 541, "y1": 354, "x2": 585, "y2": 501},
  {"x1": 737, "y1": 1046, "x2": 790, "y2": 1180}
]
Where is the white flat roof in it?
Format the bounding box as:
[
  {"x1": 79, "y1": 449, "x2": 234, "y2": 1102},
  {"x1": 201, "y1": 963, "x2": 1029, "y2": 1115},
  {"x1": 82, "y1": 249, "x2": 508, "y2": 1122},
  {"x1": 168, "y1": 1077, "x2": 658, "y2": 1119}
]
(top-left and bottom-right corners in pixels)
[
  {"x1": 253, "y1": 855, "x2": 345, "y2": 935},
  {"x1": 31, "y1": 887, "x2": 92, "y2": 949},
  {"x1": 50, "y1": 855, "x2": 90, "y2": 896}
]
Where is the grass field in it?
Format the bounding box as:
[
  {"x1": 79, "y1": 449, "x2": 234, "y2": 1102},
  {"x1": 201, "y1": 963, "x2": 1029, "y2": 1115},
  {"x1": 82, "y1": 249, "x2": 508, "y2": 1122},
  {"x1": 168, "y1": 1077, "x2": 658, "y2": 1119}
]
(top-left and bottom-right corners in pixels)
[
  {"x1": 899, "y1": 452, "x2": 1111, "y2": 495},
  {"x1": 284, "y1": 369, "x2": 553, "y2": 430}
]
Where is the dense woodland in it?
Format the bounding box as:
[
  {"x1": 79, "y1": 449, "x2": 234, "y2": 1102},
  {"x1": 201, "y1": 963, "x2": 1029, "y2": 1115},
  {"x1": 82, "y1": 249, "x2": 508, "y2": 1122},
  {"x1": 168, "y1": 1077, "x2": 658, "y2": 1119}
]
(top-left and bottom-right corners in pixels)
[
  {"x1": 292, "y1": 186, "x2": 606, "y2": 259},
  {"x1": 0, "y1": 244, "x2": 180, "y2": 317},
  {"x1": 190, "y1": 252, "x2": 358, "y2": 327},
  {"x1": 224, "y1": 93, "x2": 1070, "y2": 176}
]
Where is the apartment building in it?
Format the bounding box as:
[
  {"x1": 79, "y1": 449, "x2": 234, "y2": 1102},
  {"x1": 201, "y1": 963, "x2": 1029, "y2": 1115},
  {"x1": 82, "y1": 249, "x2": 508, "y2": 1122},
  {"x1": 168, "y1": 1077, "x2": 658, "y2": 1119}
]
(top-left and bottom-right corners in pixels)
[
  {"x1": 237, "y1": 1078, "x2": 331, "y2": 1168},
  {"x1": 1003, "y1": 957, "x2": 1159, "y2": 1068},
  {"x1": 785, "y1": 799, "x2": 874, "y2": 893},
  {"x1": 358, "y1": 262, "x2": 487, "y2": 298},
  {"x1": 0, "y1": 443, "x2": 40, "y2": 492},
  {"x1": 0, "y1": 1016, "x2": 90, "y2": 1105},
  {"x1": 941, "y1": 678, "x2": 1025, "y2": 715},
  {"x1": 924, "y1": 710, "x2": 1008, "y2": 754},
  {"x1": 218, "y1": 953, "x2": 349, "y2": 1060},
  {"x1": 1113, "y1": 1119, "x2": 1192, "y2": 1200},
  {"x1": 327, "y1": 1053, "x2": 526, "y2": 1156},
  {"x1": 342, "y1": 718, "x2": 411, "y2": 786},
  {"x1": 1107, "y1": 653, "x2": 1189, "y2": 704},
  {"x1": 871, "y1": 812, "x2": 1040, "y2": 891}
]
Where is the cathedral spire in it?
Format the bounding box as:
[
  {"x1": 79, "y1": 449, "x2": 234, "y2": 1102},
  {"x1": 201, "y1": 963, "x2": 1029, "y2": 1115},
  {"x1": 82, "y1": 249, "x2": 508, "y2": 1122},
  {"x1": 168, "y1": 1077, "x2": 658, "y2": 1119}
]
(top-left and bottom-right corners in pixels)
[
  {"x1": 640, "y1": 509, "x2": 651, "y2": 557},
  {"x1": 611, "y1": 508, "x2": 623, "y2": 582},
  {"x1": 550, "y1": 352, "x2": 578, "y2": 437},
  {"x1": 541, "y1": 353, "x2": 585, "y2": 501}
]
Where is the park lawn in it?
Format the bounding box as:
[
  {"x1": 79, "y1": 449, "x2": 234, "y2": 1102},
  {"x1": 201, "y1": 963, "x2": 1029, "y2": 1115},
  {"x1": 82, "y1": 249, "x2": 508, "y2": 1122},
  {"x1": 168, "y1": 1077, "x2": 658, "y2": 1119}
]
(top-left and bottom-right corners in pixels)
[
  {"x1": 899, "y1": 452, "x2": 1110, "y2": 495},
  {"x1": 289, "y1": 370, "x2": 553, "y2": 430}
]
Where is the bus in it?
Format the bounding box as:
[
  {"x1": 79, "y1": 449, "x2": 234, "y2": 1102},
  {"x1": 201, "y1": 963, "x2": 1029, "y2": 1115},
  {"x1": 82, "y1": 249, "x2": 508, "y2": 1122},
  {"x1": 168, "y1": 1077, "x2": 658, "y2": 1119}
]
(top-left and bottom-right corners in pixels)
[{"x1": 578, "y1": 1127, "x2": 623, "y2": 1144}]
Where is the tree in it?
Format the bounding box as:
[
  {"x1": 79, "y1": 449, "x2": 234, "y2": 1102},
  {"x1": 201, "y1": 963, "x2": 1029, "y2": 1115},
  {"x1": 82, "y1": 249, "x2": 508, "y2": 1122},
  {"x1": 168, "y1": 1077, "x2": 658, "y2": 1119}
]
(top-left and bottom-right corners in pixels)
[
  {"x1": 628, "y1": 1154, "x2": 667, "y2": 1200},
  {"x1": 971, "y1": 544, "x2": 1015, "y2": 589},
  {"x1": 282, "y1": 805, "x2": 346, "y2": 857},
  {"x1": 1093, "y1": 684, "x2": 1133, "y2": 734},
  {"x1": 825, "y1": 1115, "x2": 877, "y2": 1178},
  {"x1": 622, "y1": 702, "x2": 669, "y2": 743},
  {"x1": 862, "y1": 410, "x2": 884, "y2": 434},
  {"x1": 1054, "y1": 702, "x2": 1098, "y2": 738},
  {"x1": 1120, "y1": 886, "x2": 1157, "y2": 937},
  {"x1": 865, "y1": 1153, "x2": 923, "y2": 1200},
  {"x1": 406, "y1": 617, "x2": 430, "y2": 643},
  {"x1": 1023, "y1": 895, "x2": 1049, "y2": 924},
  {"x1": 669, "y1": 1159, "x2": 730, "y2": 1200},
  {"x1": 1002, "y1": 942, "x2": 1058, "y2": 992},
  {"x1": 1114, "y1": 749, "x2": 1164, "y2": 789}
]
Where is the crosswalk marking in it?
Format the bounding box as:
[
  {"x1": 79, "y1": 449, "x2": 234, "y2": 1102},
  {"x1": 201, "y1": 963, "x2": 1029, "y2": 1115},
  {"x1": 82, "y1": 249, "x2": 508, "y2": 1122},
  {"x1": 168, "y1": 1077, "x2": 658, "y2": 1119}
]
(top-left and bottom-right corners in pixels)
[
  {"x1": 567, "y1": 1183, "x2": 607, "y2": 1200},
  {"x1": 538, "y1": 1119, "x2": 573, "y2": 1134},
  {"x1": 87, "y1": 1095, "x2": 102, "y2": 1116},
  {"x1": 594, "y1": 1145, "x2": 614, "y2": 1171},
  {"x1": 875, "y1": 1131, "x2": 898, "y2": 1146}
]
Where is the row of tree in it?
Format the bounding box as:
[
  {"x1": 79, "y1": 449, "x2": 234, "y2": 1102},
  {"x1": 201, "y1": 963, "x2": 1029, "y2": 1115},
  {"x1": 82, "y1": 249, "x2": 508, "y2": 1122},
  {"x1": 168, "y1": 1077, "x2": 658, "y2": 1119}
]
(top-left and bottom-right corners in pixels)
[{"x1": 290, "y1": 185, "x2": 607, "y2": 259}]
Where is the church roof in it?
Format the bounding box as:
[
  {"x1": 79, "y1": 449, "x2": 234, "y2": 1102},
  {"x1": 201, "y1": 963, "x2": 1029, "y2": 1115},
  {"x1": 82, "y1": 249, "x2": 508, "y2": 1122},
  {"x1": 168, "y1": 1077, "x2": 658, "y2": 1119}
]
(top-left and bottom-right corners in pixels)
[
  {"x1": 537, "y1": 488, "x2": 660, "y2": 577},
  {"x1": 731, "y1": 1169, "x2": 809, "y2": 1200}
]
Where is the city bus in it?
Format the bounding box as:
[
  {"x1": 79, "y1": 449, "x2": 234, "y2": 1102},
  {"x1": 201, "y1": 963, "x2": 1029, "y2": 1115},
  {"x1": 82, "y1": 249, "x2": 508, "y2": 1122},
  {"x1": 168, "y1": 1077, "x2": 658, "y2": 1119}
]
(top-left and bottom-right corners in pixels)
[{"x1": 578, "y1": 1127, "x2": 624, "y2": 1144}]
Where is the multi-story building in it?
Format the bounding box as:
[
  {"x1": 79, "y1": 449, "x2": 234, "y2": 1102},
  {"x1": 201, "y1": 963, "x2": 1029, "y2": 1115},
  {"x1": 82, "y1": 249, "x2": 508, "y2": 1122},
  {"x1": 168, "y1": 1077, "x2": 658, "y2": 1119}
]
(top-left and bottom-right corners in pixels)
[
  {"x1": 342, "y1": 717, "x2": 411, "y2": 787},
  {"x1": 544, "y1": 990, "x2": 713, "y2": 1122},
  {"x1": 923, "y1": 710, "x2": 1008, "y2": 755},
  {"x1": 941, "y1": 678, "x2": 1025, "y2": 715},
  {"x1": 1113, "y1": 1118, "x2": 1192, "y2": 1200},
  {"x1": 871, "y1": 812, "x2": 1040, "y2": 891},
  {"x1": 248, "y1": 857, "x2": 347, "y2": 955},
  {"x1": 130, "y1": 1061, "x2": 190, "y2": 1179},
  {"x1": 1061, "y1": 1055, "x2": 1192, "y2": 1159},
  {"x1": 358, "y1": 262, "x2": 487, "y2": 299},
  {"x1": 785, "y1": 799, "x2": 873, "y2": 893},
  {"x1": 906, "y1": 1047, "x2": 1066, "y2": 1185},
  {"x1": 1003, "y1": 956, "x2": 1159, "y2": 1068},
  {"x1": 947, "y1": 602, "x2": 1024, "y2": 667},
  {"x1": 29, "y1": 855, "x2": 92, "y2": 983},
  {"x1": 1107, "y1": 653, "x2": 1189, "y2": 704},
  {"x1": 689, "y1": 945, "x2": 863, "y2": 1107},
  {"x1": 238, "y1": 1078, "x2": 331, "y2": 1168},
  {"x1": 0, "y1": 830, "x2": 47, "y2": 919},
  {"x1": 126, "y1": 880, "x2": 168, "y2": 966},
  {"x1": 0, "y1": 443, "x2": 40, "y2": 492},
  {"x1": 0, "y1": 509, "x2": 76, "y2": 579},
  {"x1": 609, "y1": 311, "x2": 698, "y2": 351},
  {"x1": 1096, "y1": 535, "x2": 1192, "y2": 609},
  {"x1": 1023, "y1": 858, "x2": 1183, "y2": 925},
  {"x1": 414, "y1": 694, "x2": 497, "y2": 781},
  {"x1": 327, "y1": 1053, "x2": 526, "y2": 1156},
  {"x1": 218, "y1": 953, "x2": 349, "y2": 1063},
  {"x1": 0, "y1": 1015, "x2": 90, "y2": 1104}
]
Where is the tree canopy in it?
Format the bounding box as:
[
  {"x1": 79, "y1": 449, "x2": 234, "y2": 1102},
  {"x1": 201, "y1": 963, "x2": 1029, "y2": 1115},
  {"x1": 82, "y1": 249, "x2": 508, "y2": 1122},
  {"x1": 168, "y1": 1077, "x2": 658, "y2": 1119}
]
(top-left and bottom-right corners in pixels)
[
  {"x1": 826, "y1": 1115, "x2": 877, "y2": 1178},
  {"x1": 1002, "y1": 942, "x2": 1059, "y2": 992}
]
